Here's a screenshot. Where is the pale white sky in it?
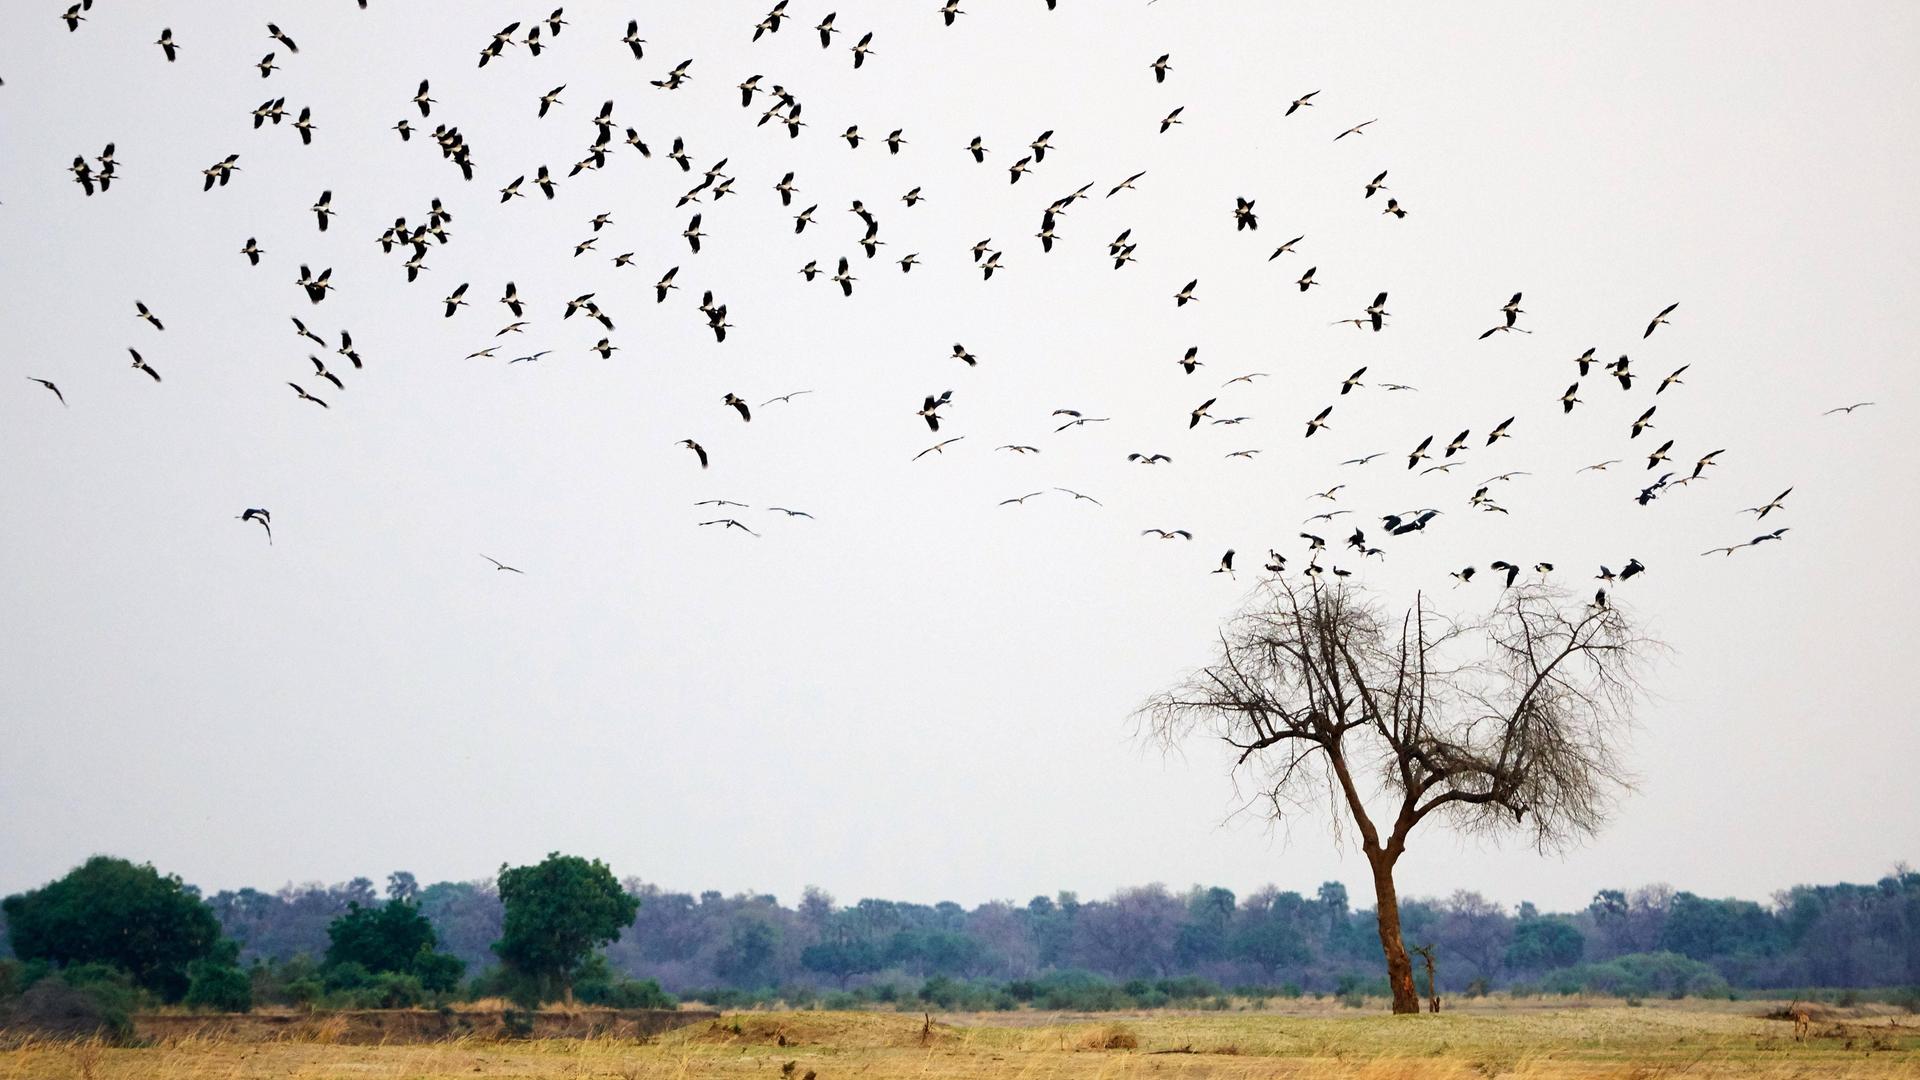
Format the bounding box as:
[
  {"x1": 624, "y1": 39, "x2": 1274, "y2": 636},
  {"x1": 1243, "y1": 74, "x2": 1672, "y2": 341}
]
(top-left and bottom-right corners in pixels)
[{"x1": 2, "y1": 2, "x2": 1916, "y2": 913}]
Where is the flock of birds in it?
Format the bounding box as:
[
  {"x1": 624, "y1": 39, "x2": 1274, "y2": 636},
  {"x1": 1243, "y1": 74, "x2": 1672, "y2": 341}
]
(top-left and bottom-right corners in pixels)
[{"x1": 19, "y1": 2, "x2": 1877, "y2": 608}]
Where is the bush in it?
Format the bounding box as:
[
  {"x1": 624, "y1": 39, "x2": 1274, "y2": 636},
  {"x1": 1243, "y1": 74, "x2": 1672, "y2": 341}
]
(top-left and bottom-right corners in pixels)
[
  {"x1": 323, "y1": 961, "x2": 372, "y2": 994},
  {"x1": 575, "y1": 975, "x2": 676, "y2": 1009},
  {"x1": 0, "y1": 977, "x2": 134, "y2": 1043},
  {"x1": 184, "y1": 961, "x2": 252, "y2": 1013},
  {"x1": 353, "y1": 972, "x2": 426, "y2": 1009}
]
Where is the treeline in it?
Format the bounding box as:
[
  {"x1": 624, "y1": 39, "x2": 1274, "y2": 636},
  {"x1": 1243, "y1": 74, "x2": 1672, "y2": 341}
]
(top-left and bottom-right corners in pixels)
[
  {"x1": 4, "y1": 857, "x2": 1918, "y2": 1023},
  {"x1": 196, "y1": 871, "x2": 1920, "y2": 996}
]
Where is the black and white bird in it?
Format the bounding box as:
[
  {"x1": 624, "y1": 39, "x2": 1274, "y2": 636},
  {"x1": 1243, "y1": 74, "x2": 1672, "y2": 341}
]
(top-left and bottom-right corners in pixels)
[{"x1": 1643, "y1": 301, "x2": 1679, "y2": 338}]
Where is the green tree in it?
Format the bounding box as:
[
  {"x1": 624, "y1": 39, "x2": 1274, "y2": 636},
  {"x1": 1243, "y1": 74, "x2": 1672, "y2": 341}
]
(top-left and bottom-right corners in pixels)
[
  {"x1": 1505, "y1": 918, "x2": 1585, "y2": 971},
  {"x1": 184, "y1": 941, "x2": 252, "y2": 1012},
  {"x1": 492, "y1": 853, "x2": 639, "y2": 1004},
  {"x1": 2, "y1": 856, "x2": 223, "y2": 1001},
  {"x1": 799, "y1": 939, "x2": 885, "y2": 985},
  {"x1": 324, "y1": 899, "x2": 465, "y2": 992}
]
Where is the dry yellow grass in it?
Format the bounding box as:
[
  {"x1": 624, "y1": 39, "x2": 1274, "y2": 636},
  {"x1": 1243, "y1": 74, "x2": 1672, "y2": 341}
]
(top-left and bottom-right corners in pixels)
[{"x1": 1, "y1": 1000, "x2": 1915, "y2": 1079}]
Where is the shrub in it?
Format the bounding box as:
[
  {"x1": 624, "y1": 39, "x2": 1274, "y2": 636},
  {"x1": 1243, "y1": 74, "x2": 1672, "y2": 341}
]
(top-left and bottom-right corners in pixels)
[
  {"x1": 574, "y1": 975, "x2": 675, "y2": 1009},
  {"x1": 184, "y1": 961, "x2": 252, "y2": 1013},
  {"x1": 353, "y1": 972, "x2": 426, "y2": 1009},
  {"x1": 0, "y1": 977, "x2": 134, "y2": 1043}
]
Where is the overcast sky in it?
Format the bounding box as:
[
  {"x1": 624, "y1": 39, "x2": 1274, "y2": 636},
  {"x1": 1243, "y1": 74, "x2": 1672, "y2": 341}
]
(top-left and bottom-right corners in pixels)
[{"x1": 2, "y1": 2, "x2": 1916, "y2": 914}]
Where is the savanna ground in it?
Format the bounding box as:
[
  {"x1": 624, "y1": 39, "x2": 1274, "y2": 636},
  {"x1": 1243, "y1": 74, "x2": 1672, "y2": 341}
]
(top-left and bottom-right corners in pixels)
[{"x1": 4, "y1": 998, "x2": 1916, "y2": 1079}]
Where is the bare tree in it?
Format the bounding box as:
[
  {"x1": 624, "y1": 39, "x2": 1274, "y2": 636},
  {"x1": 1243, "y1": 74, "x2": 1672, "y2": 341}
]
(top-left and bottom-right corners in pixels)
[{"x1": 1138, "y1": 577, "x2": 1652, "y2": 1013}]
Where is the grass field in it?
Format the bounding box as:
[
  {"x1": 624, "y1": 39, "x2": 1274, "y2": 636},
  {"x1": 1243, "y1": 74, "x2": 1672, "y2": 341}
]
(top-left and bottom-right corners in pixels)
[{"x1": 3, "y1": 999, "x2": 1916, "y2": 1079}]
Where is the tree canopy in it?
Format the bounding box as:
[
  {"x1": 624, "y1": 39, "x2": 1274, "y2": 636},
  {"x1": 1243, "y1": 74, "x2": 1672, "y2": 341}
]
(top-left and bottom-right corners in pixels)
[
  {"x1": 493, "y1": 853, "x2": 639, "y2": 1002},
  {"x1": 1139, "y1": 579, "x2": 1652, "y2": 1011},
  {"x1": 2, "y1": 856, "x2": 224, "y2": 1002}
]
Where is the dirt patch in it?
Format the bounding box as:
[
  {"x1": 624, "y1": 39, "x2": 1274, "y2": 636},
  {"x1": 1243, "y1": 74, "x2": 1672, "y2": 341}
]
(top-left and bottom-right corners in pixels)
[
  {"x1": 674, "y1": 1011, "x2": 958, "y2": 1050},
  {"x1": 132, "y1": 1007, "x2": 716, "y2": 1045}
]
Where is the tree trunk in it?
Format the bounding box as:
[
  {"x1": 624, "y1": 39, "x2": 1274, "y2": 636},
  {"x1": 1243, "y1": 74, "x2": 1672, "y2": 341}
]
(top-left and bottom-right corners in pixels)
[{"x1": 1367, "y1": 850, "x2": 1421, "y2": 1014}]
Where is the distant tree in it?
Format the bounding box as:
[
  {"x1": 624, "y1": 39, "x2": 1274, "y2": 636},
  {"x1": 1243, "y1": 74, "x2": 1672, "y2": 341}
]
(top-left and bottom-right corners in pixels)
[
  {"x1": 1175, "y1": 887, "x2": 1235, "y2": 966},
  {"x1": 3, "y1": 856, "x2": 224, "y2": 1001},
  {"x1": 324, "y1": 899, "x2": 465, "y2": 992},
  {"x1": 714, "y1": 919, "x2": 781, "y2": 985},
  {"x1": 1505, "y1": 917, "x2": 1585, "y2": 972},
  {"x1": 799, "y1": 939, "x2": 885, "y2": 985},
  {"x1": 386, "y1": 872, "x2": 419, "y2": 903},
  {"x1": 1072, "y1": 886, "x2": 1184, "y2": 978},
  {"x1": 1316, "y1": 882, "x2": 1350, "y2": 935},
  {"x1": 415, "y1": 879, "x2": 504, "y2": 972},
  {"x1": 1233, "y1": 913, "x2": 1309, "y2": 977},
  {"x1": 797, "y1": 887, "x2": 835, "y2": 936},
  {"x1": 1438, "y1": 892, "x2": 1512, "y2": 985},
  {"x1": 493, "y1": 853, "x2": 639, "y2": 1004},
  {"x1": 184, "y1": 941, "x2": 252, "y2": 1012},
  {"x1": 1658, "y1": 892, "x2": 1780, "y2": 961},
  {"x1": 1139, "y1": 580, "x2": 1652, "y2": 1012}
]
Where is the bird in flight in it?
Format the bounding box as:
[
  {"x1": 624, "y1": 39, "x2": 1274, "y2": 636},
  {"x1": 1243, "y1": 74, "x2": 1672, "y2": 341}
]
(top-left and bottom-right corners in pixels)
[
  {"x1": 128, "y1": 349, "x2": 162, "y2": 382},
  {"x1": 480, "y1": 555, "x2": 524, "y2": 573},
  {"x1": 238, "y1": 508, "x2": 272, "y2": 544},
  {"x1": 1643, "y1": 301, "x2": 1679, "y2": 338},
  {"x1": 1823, "y1": 402, "x2": 1874, "y2": 415},
  {"x1": 913, "y1": 437, "x2": 965, "y2": 461},
  {"x1": 1743, "y1": 488, "x2": 1792, "y2": 519},
  {"x1": 27, "y1": 377, "x2": 66, "y2": 406}
]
